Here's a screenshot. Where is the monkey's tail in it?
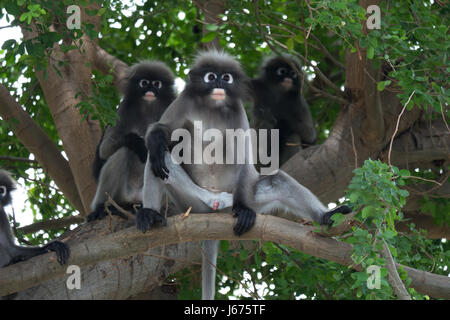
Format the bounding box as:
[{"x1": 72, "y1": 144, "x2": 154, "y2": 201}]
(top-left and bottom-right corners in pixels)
[{"x1": 202, "y1": 239, "x2": 219, "y2": 300}]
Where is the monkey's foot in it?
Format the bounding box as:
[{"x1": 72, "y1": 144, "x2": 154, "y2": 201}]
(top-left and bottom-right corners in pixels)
[
  {"x1": 136, "y1": 208, "x2": 166, "y2": 233},
  {"x1": 44, "y1": 241, "x2": 70, "y2": 265},
  {"x1": 232, "y1": 204, "x2": 256, "y2": 236},
  {"x1": 202, "y1": 191, "x2": 233, "y2": 211},
  {"x1": 86, "y1": 206, "x2": 107, "y2": 222},
  {"x1": 321, "y1": 205, "x2": 352, "y2": 226}
]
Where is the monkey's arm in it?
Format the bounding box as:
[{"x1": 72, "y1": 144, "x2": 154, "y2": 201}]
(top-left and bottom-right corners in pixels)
[
  {"x1": 146, "y1": 95, "x2": 193, "y2": 180},
  {"x1": 7, "y1": 242, "x2": 70, "y2": 266},
  {"x1": 98, "y1": 125, "x2": 127, "y2": 161}
]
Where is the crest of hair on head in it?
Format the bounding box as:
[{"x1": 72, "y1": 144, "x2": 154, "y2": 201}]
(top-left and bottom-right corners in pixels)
[
  {"x1": 260, "y1": 53, "x2": 303, "y2": 77},
  {"x1": 191, "y1": 50, "x2": 244, "y2": 76},
  {"x1": 127, "y1": 60, "x2": 175, "y2": 81}
]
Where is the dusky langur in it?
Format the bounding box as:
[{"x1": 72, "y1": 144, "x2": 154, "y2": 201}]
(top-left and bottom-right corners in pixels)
[
  {"x1": 138, "y1": 50, "x2": 350, "y2": 300},
  {"x1": 251, "y1": 55, "x2": 317, "y2": 165},
  {"x1": 87, "y1": 61, "x2": 177, "y2": 221},
  {"x1": 88, "y1": 60, "x2": 233, "y2": 222},
  {"x1": 0, "y1": 169, "x2": 70, "y2": 267}
]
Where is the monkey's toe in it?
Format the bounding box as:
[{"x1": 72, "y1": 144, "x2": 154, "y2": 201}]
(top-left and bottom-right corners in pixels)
[
  {"x1": 321, "y1": 205, "x2": 352, "y2": 226},
  {"x1": 232, "y1": 204, "x2": 256, "y2": 236},
  {"x1": 136, "y1": 208, "x2": 166, "y2": 233},
  {"x1": 45, "y1": 241, "x2": 70, "y2": 265}
]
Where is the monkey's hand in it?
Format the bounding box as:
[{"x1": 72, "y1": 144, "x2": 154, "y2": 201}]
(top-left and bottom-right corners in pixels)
[
  {"x1": 148, "y1": 129, "x2": 170, "y2": 180},
  {"x1": 136, "y1": 208, "x2": 167, "y2": 233},
  {"x1": 232, "y1": 203, "x2": 256, "y2": 236},
  {"x1": 124, "y1": 133, "x2": 147, "y2": 163},
  {"x1": 321, "y1": 205, "x2": 352, "y2": 226},
  {"x1": 43, "y1": 241, "x2": 70, "y2": 265}
]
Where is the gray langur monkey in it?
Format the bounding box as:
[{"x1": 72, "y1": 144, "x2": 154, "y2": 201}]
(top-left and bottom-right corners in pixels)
[
  {"x1": 0, "y1": 169, "x2": 70, "y2": 267},
  {"x1": 251, "y1": 55, "x2": 316, "y2": 165},
  {"x1": 88, "y1": 61, "x2": 231, "y2": 222},
  {"x1": 138, "y1": 51, "x2": 351, "y2": 300},
  {"x1": 87, "y1": 61, "x2": 178, "y2": 221}
]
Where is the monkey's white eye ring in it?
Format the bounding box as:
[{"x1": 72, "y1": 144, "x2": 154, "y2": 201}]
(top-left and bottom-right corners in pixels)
[
  {"x1": 221, "y1": 73, "x2": 233, "y2": 84},
  {"x1": 290, "y1": 70, "x2": 298, "y2": 78},
  {"x1": 0, "y1": 186, "x2": 6, "y2": 197},
  {"x1": 139, "y1": 79, "x2": 150, "y2": 88},
  {"x1": 152, "y1": 80, "x2": 162, "y2": 89},
  {"x1": 276, "y1": 67, "x2": 287, "y2": 76},
  {"x1": 204, "y1": 72, "x2": 217, "y2": 83}
]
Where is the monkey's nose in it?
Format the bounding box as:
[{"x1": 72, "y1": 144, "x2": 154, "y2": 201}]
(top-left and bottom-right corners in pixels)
[{"x1": 211, "y1": 88, "x2": 226, "y2": 101}]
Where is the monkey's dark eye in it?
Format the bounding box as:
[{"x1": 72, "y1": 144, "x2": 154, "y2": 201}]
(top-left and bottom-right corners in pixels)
[
  {"x1": 152, "y1": 80, "x2": 162, "y2": 89},
  {"x1": 290, "y1": 70, "x2": 298, "y2": 78},
  {"x1": 0, "y1": 186, "x2": 6, "y2": 197},
  {"x1": 276, "y1": 67, "x2": 287, "y2": 76},
  {"x1": 221, "y1": 73, "x2": 233, "y2": 84},
  {"x1": 204, "y1": 72, "x2": 217, "y2": 83},
  {"x1": 139, "y1": 79, "x2": 150, "y2": 88}
]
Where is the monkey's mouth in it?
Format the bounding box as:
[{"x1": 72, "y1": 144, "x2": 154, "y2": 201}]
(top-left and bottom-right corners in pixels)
[
  {"x1": 210, "y1": 88, "x2": 226, "y2": 101},
  {"x1": 143, "y1": 91, "x2": 156, "y2": 102},
  {"x1": 281, "y1": 78, "x2": 293, "y2": 90}
]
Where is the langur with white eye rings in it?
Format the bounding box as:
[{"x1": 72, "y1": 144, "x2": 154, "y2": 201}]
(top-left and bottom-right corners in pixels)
[
  {"x1": 0, "y1": 169, "x2": 70, "y2": 268},
  {"x1": 138, "y1": 50, "x2": 351, "y2": 300},
  {"x1": 251, "y1": 54, "x2": 317, "y2": 165},
  {"x1": 88, "y1": 61, "x2": 232, "y2": 222}
]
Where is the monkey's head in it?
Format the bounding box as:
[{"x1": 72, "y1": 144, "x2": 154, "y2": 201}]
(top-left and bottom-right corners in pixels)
[
  {"x1": 260, "y1": 55, "x2": 302, "y2": 94},
  {"x1": 185, "y1": 50, "x2": 247, "y2": 107},
  {"x1": 126, "y1": 61, "x2": 176, "y2": 104},
  {"x1": 0, "y1": 169, "x2": 16, "y2": 207}
]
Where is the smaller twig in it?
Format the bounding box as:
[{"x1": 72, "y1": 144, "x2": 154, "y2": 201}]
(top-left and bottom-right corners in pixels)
[
  {"x1": 382, "y1": 239, "x2": 412, "y2": 300},
  {"x1": 440, "y1": 102, "x2": 450, "y2": 132},
  {"x1": 350, "y1": 126, "x2": 358, "y2": 169},
  {"x1": 182, "y1": 207, "x2": 192, "y2": 219},
  {"x1": 104, "y1": 193, "x2": 135, "y2": 220},
  {"x1": 388, "y1": 91, "x2": 415, "y2": 166},
  {"x1": 0, "y1": 156, "x2": 38, "y2": 163}
]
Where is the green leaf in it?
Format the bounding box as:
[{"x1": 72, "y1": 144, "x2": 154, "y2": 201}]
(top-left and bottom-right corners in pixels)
[
  {"x1": 377, "y1": 80, "x2": 391, "y2": 91},
  {"x1": 286, "y1": 37, "x2": 294, "y2": 51},
  {"x1": 367, "y1": 46, "x2": 374, "y2": 59},
  {"x1": 205, "y1": 24, "x2": 219, "y2": 31},
  {"x1": 201, "y1": 32, "x2": 217, "y2": 43}
]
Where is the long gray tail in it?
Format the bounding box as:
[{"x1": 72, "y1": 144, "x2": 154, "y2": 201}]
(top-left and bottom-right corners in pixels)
[{"x1": 202, "y1": 239, "x2": 219, "y2": 300}]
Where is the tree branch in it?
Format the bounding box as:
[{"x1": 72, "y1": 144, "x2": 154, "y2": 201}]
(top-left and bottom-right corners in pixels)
[
  {"x1": 0, "y1": 84, "x2": 84, "y2": 213},
  {"x1": 1, "y1": 214, "x2": 448, "y2": 299}
]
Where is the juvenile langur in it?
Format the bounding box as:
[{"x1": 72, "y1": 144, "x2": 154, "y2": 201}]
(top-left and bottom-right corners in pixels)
[
  {"x1": 0, "y1": 169, "x2": 70, "y2": 267},
  {"x1": 251, "y1": 55, "x2": 316, "y2": 165},
  {"x1": 88, "y1": 61, "x2": 177, "y2": 221},
  {"x1": 138, "y1": 51, "x2": 350, "y2": 300}
]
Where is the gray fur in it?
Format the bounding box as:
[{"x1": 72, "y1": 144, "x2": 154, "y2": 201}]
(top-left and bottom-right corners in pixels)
[{"x1": 141, "y1": 51, "x2": 339, "y2": 300}]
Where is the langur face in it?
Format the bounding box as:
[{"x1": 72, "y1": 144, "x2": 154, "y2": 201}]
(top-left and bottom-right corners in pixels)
[
  {"x1": 186, "y1": 53, "x2": 246, "y2": 107},
  {"x1": 264, "y1": 58, "x2": 301, "y2": 93},
  {"x1": 136, "y1": 77, "x2": 163, "y2": 102},
  {"x1": 125, "y1": 63, "x2": 175, "y2": 103}
]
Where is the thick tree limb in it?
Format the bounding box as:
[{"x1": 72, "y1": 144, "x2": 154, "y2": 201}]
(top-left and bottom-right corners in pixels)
[
  {"x1": 1, "y1": 214, "x2": 448, "y2": 299},
  {"x1": 93, "y1": 45, "x2": 130, "y2": 93},
  {"x1": 0, "y1": 84, "x2": 84, "y2": 213}
]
